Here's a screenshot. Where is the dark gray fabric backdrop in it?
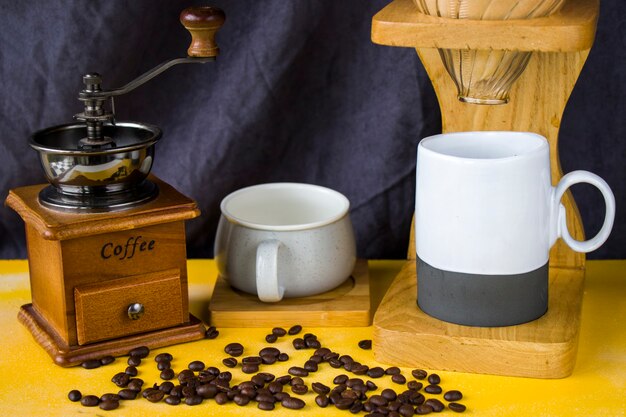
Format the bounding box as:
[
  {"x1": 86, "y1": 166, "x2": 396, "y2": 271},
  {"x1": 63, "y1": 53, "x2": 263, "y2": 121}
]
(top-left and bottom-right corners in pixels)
[{"x1": 0, "y1": 1, "x2": 624, "y2": 260}]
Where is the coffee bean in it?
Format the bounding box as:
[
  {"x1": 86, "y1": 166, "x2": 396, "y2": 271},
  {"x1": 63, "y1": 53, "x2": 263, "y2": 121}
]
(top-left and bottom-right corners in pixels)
[
  {"x1": 407, "y1": 381, "x2": 423, "y2": 391},
  {"x1": 329, "y1": 358, "x2": 343, "y2": 368},
  {"x1": 292, "y1": 338, "x2": 306, "y2": 350},
  {"x1": 100, "y1": 356, "x2": 115, "y2": 366},
  {"x1": 258, "y1": 401, "x2": 275, "y2": 410},
  {"x1": 185, "y1": 395, "x2": 203, "y2": 406},
  {"x1": 415, "y1": 404, "x2": 434, "y2": 414},
  {"x1": 288, "y1": 325, "x2": 302, "y2": 335},
  {"x1": 289, "y1": 377, "x2": 305, "y2": 387},
  {"x1": 366, "y1": 380, "x2": 378, "y2": 391},
  {"x1": 425, "y1": 384, "x2": 442, "y2": 394},
  {"x1": 111, "y1": 372, "x2": 130, "y2": 387},
  {"x1": 224, "y1": 342, "x2": 244, "y2": 357},
  {"x1": 158, "y1": 381, "x2": 175, "y2": 393},
  {"x1": 351, "y1": 364, "x2": 369, "y2": 375},
  {"x1": 308, "y1": 354, "x2": 324, "y2": 364},
  {"x1": 251, "y1": 374, "x2": 267, "y2": 387},
  {"x1": 425, "y1": 398, "x2": 444, "y2": 412},
  {"x1": 367, "y1": 367, "x2": 385, "y2": 378},
  {"x1": 260, "y1": 372, "x2": 276, "y2": 383},
  {"x1": 68, "y1": 390, "x2": 82, "y2": 402},
  {"x1": 243, "y1": 356, "x2": 263, "y2": 365},
  {"x1": 125, "y1": 365, "x2": 138, "y2": 376},
  {"x1": 160, "y1": 368, "x2": 175, "y2": 380},
  {"x1": 182, "y1": 385, "x2": 197, "y2": 398},
  {"x1": 127, "y1": 356, "x2": 141, "y2": 366},
  {"x1": 340, "y1": 355, "x2": 354, "y2": 364},
  {"x1": 350, "y1": 401, "x2": 364, "y2": 413},
  {"x1": 205, "y1": 326, "x2": 219, "y2": 339},
  {"x1": 304, "y1": 360, "x2": 319, "y2": 372},
  {"x1": 399, "y1": 403, "x2": 416, "y2": 417},
  {"x1": 410, "y1": 393, "x2": 426, "y2": 406},
  {"x1": 197, "y1": 384, "x2": 218, "y2": 399},
  {"x1": 232, "y1": 394, "x2": 249, "y2": 406},
  {"x1": 282, "y1": 396, "x2": 306, "y2": 409},
  {"x1": 165, "y1": 395, "x2": 181, "y2": 405},
  {"x1": 334, "y1": 397, "x2": 355, "y2": 410},
  {"x1": 392, "y1": 374, "x2": 407, "y2": 385},
  {"x1": 427, "y1": 373, "x2": 440, "y2": 384},
  {"x1": 385, "y1": 366, "x2": 401, "y2": 375},
  {"x1": 81, "y1": 359, "x2": 101, "y2": 369},
  {"x1": 448, "y1": 402, "x2": 466, "y2": 413},
  {"x1": 411, "y1": 369, "x2": 428, "y2": 380},
  {"x1": 155, "y1": 353, "x2": 173, "y2": 362},
  {"x1": 169, "y1": 386, "x2": 183, "y2": 397},
  {"x1": 217, "y1": 371, "x2": 233, "y2": 382},
  {"x1": 334, "y1": 374, "x2": 349, "y2": 385},
  {"x1": 220, "y1": 357, "x2": 236, "y2": 368},
  {"x1": 291, "y1": 384, "x2": 308, "y2": 395},
  {"x1": 188, "y1": 360, "x2": 205, "y2": 371},
  {"x1": 157, "y1": 360, "x2": 171, "y2": 371},
  {"x1": 145, "y1": 389, "x2": 165, "y2": 403},
  {"x1": 315, "y1": 347, "x2": 331, "y2": 357},
  {"x1": 265, "y1": 334, "x2": 278, "y2": 343},
  {"x1": 213, "y1": 392, "x2": 228, "y2": 405},
  {"x1": 243, "y1": 363, "x2": 260, "y2": 374},
  {"x1": 259, "y1": 346, "x2": 280, "y2": 357},
  {"x1": 261, "y1": 354, "x2": 277, "y2": 365},
  {"x1": 381, "y1": 388, "x2": 397, "y2": 401},
  {"x1": 358, "y1": 339, "x2": 372, "y2": 350},
  {"x1": 275, "y1": 375, "x2": 292, "y2": 385},
  {"x1": 324, "y1": 352, "x2": 340, "y2": 361},
  {"x1": 256, "y1": 393, "x2": 275, "y2": 403},
  {"x1": 127, "y1": 378, "x2": 144, "y2": 392},
  {"x1": 268, "y1": 381, "x2": 283, "y2": 394},
  {"x1": 444, "y1": 390, "x2": 463, "y2": 401},
  {"x1": 80, "y1": 395, "x2": 99, "y2": 407},
  {"x1": 306, "y1": 338, "x2": 321, "y2": 349},
  {"x1": 99, "y1": 400, "x2": 119, "y2": 410},
  {"x1": 312, "y1": 382, "x2": 331, "y2": 395},
  {"x1": 128, "y1": 346, "x2": 150, "y2": 359},
  {"x1": 118, "y1": 388, "x2": 138, "y2": 400},
  {"x1": 288, "y1": 366, "x2": 309, "y2": 377},
  {"x1": 278, "y1": 352, "x2": 289, "y2": 362},
  {"x1": 271, "y1": 327, "x2": 287, "y2": 336},
  {"x1": 369, "y1": 395, "x2": 388, "y2": 407},
  {"x1": 315, "y1": 394, "x2": 330, "y2": 407},
  {"x1": 100, "y1": 393, "x2": 120, "y2": 402},
  {"x1": 274, "y1": 392, "x2": 291, "y2": 402},
  {"x1": 346, "y1": 378, "x2": 364, "y2": 388}
]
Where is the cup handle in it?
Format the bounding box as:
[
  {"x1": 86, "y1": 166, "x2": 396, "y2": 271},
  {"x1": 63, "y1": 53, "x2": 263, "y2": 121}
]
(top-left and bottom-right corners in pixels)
[
  {"x1": 256, "y1": 239, "x2": 285, "y2": 302},
  {"x1": 552, "y1": 170, "x2": 616, "y2": 253}
]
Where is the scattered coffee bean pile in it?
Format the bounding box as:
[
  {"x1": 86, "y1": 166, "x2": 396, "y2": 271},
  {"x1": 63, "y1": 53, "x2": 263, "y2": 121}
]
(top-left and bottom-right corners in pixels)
[{"x1": 69, "y1": 324, "x2": 467, "y2": 413}]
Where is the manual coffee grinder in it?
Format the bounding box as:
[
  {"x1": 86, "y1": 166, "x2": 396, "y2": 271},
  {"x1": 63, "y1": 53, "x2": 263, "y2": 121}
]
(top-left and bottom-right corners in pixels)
[{"x1": 5, "y1": 6, "x2": 225, "y2": 366}]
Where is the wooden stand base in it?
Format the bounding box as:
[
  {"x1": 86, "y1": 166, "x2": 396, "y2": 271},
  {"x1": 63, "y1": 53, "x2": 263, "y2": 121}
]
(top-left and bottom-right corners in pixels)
[
  {"x1": 373, "y1": 261, "x2": 584, "y2": 378},
  {"x1": 209, "y1": 259, "x2": 371, "y2": 327},
  {"x1": 18, "y1": 304, "x2": 206, "y2": 367}
]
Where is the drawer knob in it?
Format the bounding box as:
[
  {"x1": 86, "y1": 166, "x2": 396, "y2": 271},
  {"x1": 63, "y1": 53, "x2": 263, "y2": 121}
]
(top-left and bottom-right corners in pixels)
[{"x1": 127, "y1": 303, "x2": 145, "y2": 320}]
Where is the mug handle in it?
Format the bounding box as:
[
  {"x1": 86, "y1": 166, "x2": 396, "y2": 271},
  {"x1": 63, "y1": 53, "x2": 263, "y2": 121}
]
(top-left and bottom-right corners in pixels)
[
  {"x1": 256, "y1": 239, "x2": 285, "y2": 302},
  {"x1": 552, "y1": 170, "x2": 616, "y2": 253}
]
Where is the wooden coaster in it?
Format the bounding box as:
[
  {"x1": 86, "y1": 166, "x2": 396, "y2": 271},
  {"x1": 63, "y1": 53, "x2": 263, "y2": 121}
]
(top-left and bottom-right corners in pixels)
[
  {"x1": 373, "y1": 261, "x2": 584, "y2": 378},
  {"x1": 209, "y1": 259, "x2": 371, "y2": 327}
]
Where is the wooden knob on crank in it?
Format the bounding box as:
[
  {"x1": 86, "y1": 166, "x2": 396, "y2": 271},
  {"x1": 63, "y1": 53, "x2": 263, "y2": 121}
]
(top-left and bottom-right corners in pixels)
[{"x1": 180, "y1": 6, "x2": 225, "y2": 58}]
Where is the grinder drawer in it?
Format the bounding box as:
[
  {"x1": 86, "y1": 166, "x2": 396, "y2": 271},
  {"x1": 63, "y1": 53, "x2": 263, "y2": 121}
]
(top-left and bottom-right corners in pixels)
[{"x1": 74, "y1": 269, "x2": 184, "y2": 345}]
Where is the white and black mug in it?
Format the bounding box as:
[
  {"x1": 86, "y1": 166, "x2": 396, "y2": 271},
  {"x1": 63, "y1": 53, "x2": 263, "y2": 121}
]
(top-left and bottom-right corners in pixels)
[{"x1": 415, "y1": 131, "x2": 615, "y2": 326}]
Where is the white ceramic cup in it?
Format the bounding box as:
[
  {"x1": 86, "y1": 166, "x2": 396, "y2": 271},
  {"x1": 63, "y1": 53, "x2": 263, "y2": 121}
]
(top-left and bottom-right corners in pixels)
[
  {"x1": 415, "y1": 131, "x2": 615, "y2": 326},
  {"x1": 215, "y1": 183, "x2": 356, "y2": 302}
]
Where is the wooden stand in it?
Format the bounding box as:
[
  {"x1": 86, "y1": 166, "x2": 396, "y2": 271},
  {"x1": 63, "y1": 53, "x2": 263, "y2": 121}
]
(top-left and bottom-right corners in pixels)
[
  {"x1": 209, "y1": 259, "x2": 371, "y2": 327},
  {"x1": 370, "y1": 0, "x2": 598, "y2": 377},
  {"x1": 5, "y1": 176, "x2": 206, "y2": 367}
]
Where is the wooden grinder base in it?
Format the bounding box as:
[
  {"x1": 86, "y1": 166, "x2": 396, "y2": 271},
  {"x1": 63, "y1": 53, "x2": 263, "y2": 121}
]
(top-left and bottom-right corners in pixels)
[
  {"x1": 209, "y1": 259, "x2": 371, "y2": 327},
  {"x1": 373, "y1": 262, "x2": 584, "y2": 378},
  {"x1": 18, "y1": 305, "x2": 205, "y2": 367}
]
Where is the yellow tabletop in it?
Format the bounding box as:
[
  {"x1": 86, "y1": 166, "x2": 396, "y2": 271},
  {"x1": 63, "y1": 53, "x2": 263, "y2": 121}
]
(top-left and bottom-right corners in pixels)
[{"x1": 0, "y1": 259, "x2": 624, "y2": 416}]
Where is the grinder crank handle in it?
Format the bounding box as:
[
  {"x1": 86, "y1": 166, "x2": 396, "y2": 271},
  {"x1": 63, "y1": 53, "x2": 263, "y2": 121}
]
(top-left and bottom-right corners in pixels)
[{"x1": 180, "y1": 6, "x2": 226, "y2": 58}]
